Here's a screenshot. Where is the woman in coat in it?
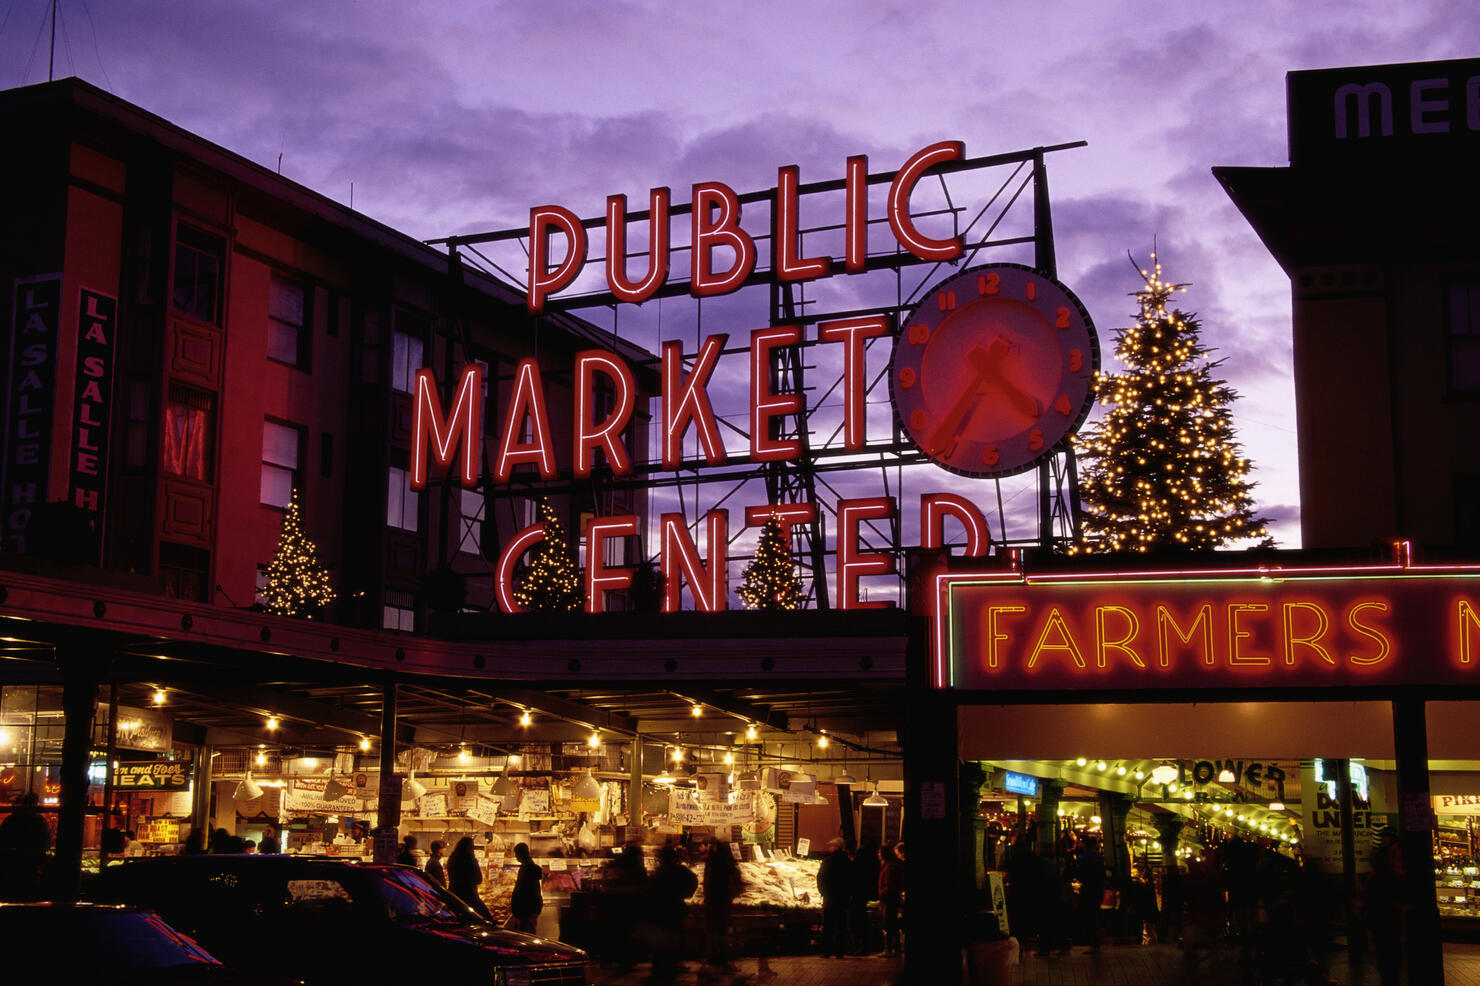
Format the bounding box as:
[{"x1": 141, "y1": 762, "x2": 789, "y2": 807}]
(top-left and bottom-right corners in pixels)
[{"x1": 447, "y1": 836, "x2": 493, "y2": 920}]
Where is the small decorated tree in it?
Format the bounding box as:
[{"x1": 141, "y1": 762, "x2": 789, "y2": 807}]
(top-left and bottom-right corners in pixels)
[
  {"x1": 513, "y1": 498, "x2": 583, "y2": 612},
  {"x1": 1073, "y1": 252, "x2": 1271, "y2": 553},
  {"x1": 738, "y1": 517, "x2": 804, "y2": 610},
  {"x1": 261, "y1": 488, "x2": 336, "y2": 617}
]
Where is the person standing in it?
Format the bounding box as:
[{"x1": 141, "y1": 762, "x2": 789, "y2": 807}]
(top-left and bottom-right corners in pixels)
[
  {"x1": 878, "y1": 842, "x2": 905, "y2": 957},
  {"x1": 0, "y1": 793, "x2": 51, "y2": 900},
  {"x1": 645, "y1": 843, "x2": 697, "y2": 984},
  {"x1": 601, "y1": 843, "x2": 647, "y2": 972},
  {"x1": 817, "y1": 838, "x2": 852, "y2": 958},
  {"x1": 1072, "y1": 834, "x2": 1106, "y2": 953},
  {"x1": 424, "y1": 840, "x2": 447, "y2": 886},
  {"x1": 448, "y1": 836, "x2": 493, "y2": 920},
  {"x1": 510, "y1": 842, "x2": 545, "y2": 933},
  {"x1": 396, "y1": 834, "x2": 418, "y2": 866},
  {"x1": 258, "y1": 825, "x2": 281, "y2": 855},
  {"x1": 701, "y1": 842, "x2": 743, "y2": 972}
]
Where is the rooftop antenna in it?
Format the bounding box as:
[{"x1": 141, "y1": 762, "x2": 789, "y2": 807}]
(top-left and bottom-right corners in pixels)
[{"x1": 49, "y1": 0, "x2": 56, "y2": 82}]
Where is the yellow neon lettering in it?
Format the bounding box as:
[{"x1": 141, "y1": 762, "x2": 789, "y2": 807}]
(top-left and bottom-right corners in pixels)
[
  {"x1": 1282, "y1": 601, "x2": 1335, "y2": 666},
  {"x1": 1026, "y1": 607, "x2": 1086, "y2": 670},
  {"x1": 1459, "y1": 600, "x2": 1480, "y2": 665},
  {"x1": 1095, "y1": 606, "x2": 1145, "y2": 669},
  {"x1": 983, "y1": 605, "x2": 1026, "y2": 669},
  {"x1": 1347, "y1": 600, "x2": 1392, "y2": 666},
  {"x1": 1156, "y1": 605, "x2": 1214, "y2": 667},
  {"x1": 1228, "y1": 604, "x2": 1271, "y2": 666}
]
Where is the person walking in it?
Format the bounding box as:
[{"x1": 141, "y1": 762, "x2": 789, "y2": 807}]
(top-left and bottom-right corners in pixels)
[
  {"x1": 447, "y1": 836, "x2": 493, "y2": 920},
  {"x1": 849, "y1": 839, "x2": 880, "y2": 954},
  {"x1": 817, "y1": 838, "x2": 852, "y2": 958},
  {"x1": 510, "y1": 842, "x2": 545, "y2": 933},
  {"x1": 644, "y1": 843, "x2": 697, "y2": 984},
  {"x1": 424, "y1": 840, "x2": 447, "y2": 887},
  {"x1": 878, "y1": 842, "x2": 905, "y2": 957}
]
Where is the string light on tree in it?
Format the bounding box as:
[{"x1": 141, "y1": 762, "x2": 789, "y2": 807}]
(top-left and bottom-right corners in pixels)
[
  {"x1": 513, "y1": 497, "x2": 583, "y2": 612},
  {"x1": 1072, "y1": 251, "x2": 1271, "y2": 554},
  {"x1": 260, "y1": 487, "x2": 337, "y2": 617},
  {"x1": 738, "y1": 516, "x2": 804, "y2": 610}
]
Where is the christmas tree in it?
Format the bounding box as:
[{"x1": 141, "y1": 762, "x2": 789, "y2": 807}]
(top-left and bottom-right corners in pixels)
[
  {"x1": 261, "y1": 488, "x2": 336, "y2": 617},
  {"x1": 738, "y1": 517, "x2": 804, "y2": 610},
  {"x1": 1072, "y1": 253, "x2": 1271, "y2": 553},
  {"x1": 513, "y1": 498, "x2": 583, "y2": 612}
]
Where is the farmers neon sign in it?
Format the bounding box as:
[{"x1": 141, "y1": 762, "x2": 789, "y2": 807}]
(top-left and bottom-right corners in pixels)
[{"x1": 930, "y1": 549, "x2": 1480, "y2": 690}]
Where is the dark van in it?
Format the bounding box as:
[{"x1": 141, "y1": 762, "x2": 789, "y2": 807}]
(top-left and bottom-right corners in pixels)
[{"x1": 91, "y1": 855, "x2": 588, "y2": 986}]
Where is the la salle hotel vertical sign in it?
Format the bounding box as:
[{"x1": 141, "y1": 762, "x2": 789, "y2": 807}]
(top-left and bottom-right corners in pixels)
[{"x1": 70, "y1": 288, "x2": 117, "y2": 564}]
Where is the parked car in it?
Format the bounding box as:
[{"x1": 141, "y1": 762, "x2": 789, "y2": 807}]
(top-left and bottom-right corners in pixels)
[
  {"x1": 90, "y1": 855, "x2": 589, "y2": 985},
  {"x1": 0, "y1": 901, "x2": 286, "y2": 984}
]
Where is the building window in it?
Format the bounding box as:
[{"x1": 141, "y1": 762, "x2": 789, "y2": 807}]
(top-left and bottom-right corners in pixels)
[
  {"x1": 124, "y1": 378, "x2": 153, "y2": 470},
  {"x1": 458, "y1": 488, "x2": 484, "y2": 556},
  {"x1": 173, "y1": 224, "x2": 225, "y2": 325},
  {"x1": 163, "y1": 383, "x2": 216, "y2": 481},
  {"x1": 383, "y1": 590, "x2": 415, "y2": 631},
  {"x1": 261, "y1": 420, "x2": 302, "y2": 508},
  {"x1": 268, "y1": 274, "x2": 310, "y2": 368},
  {"x1": 1448, "y1": 278, "x2": 1480, "y2": 394},
  {"x1": 391, "y1": 327, "x2": 423, "y2": 394},
  {"x1": 386, "y1": 466, "x2": 418, "y2": 531},
  {"x1": 254, "y1": 566, "x2": 269, "y2": 606},
  {"x1": 160, "y1": 542, "x2": 211, "y2": 602}
]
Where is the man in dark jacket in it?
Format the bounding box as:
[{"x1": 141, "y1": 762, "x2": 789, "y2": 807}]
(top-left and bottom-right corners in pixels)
[
  {"x1": 849, "y1": 839, "x2": 880, "y2": 954},
  {"x1": 511, "y1": 842, "x2": 545, "y2": 932},
  {"x1": 817, "y1": 838, "x2": 852, "y2": 958},
  {"x1": 645, "y1": 844, "x2": 697, "y2": 983}
]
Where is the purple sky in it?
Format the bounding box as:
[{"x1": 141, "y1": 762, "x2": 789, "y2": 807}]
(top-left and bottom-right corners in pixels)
[{"x1": 5, "y1": 0, "x2": 1478, "y2": 556}]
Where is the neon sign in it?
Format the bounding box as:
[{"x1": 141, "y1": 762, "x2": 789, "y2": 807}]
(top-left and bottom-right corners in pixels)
[{"x1": 930, "y1": 551, "x2": 1480, "y2": 690}]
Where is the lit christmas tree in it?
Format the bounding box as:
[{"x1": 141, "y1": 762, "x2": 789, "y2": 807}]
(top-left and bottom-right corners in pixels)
[
  {"x1": 738, "y1": 517, "x2": 804, "y2": 610},
  {"x1": 1072, "y1": 253, "x2": 1271, "y2": 553},
  {"x1": 261, "y1": 488, "x2": 336, "y2": 617},
  {"x1": 513, "y1": 498, "x2": 583, "y2": 612}
]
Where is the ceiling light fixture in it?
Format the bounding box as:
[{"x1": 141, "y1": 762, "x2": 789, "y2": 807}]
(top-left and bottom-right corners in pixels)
[
  {"x1": 234, "y1": 771, "x2": 263, "y2": 801},
  {"x1": 359, "y1": 737, "x2": 371, "y2": 752},
  {"x1": 1218, "y1": 767, "x2": 1237, "y2": 783},
  {"x1": 1150, "y1": 762, "x2": 1179, "y2": 786},
  {"x1": 152, "y1": 688, "x2": 166, "y2": 706},
  {"x1": 405, "y1": 770, "x2": 427, "y2": 800},
  {"x1": 266, "y1": 716, "x2": 279, "y2": 731},
  {"x1": 519, "y1": 711, "x2": 532, "y2": 727},
  {"x1": 746, "y1": 724, "x2": 757, "y2": 741},
  {"x1": 1269, "y1": 800, "x2": 1286, "y2": 812},
  {"x1": 691, "y1": 705, "x2": 703, "y2": 718},
  {"x1": 863, "y1": 784, "x2": 888, "y2": 807},
  {"x1": 587, "y1": 731, "x2": 600, "y2": 749}
]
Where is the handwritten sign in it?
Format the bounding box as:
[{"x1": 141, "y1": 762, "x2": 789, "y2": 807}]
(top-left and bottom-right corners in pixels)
[{"x1": 467, "y1": 794, "x2": 500, "y2": 826}]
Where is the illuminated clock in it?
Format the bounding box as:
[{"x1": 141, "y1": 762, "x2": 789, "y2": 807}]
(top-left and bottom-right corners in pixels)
[{"x1": 890, "y1": 262, "x2": 1098, "y2": 478}]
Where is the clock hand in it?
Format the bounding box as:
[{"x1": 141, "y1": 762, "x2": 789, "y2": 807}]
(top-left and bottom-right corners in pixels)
[
  {"x1": 969, "y1": 343, "x2": 1040, "y2": 419},
  {"x1": 927, "y1": 339, "x2": 1008, "y2": 456}
]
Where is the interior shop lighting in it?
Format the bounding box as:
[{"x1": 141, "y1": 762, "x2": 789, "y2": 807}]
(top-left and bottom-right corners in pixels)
[
  {"x1": 1091, "y1": 815, "x2": 1102, "y2": 824},
  {"x1": 1167, "y1": 782, "x2": 1178, "y2": 793},
  {"x1": 266, "y1": 716, "x2": 279, "y2": 731},
  {"x1": 1075, "y1": 757, "x2": 1088, "y2": 767},
  {"x1": 1095, "y1": 761, "x2": 1106, "y2": 771},
  {"x1": 152, "y1": 689, "x2": 166, "y2": 705},
  {"x1": 1218, "y1": 767, "x2": 1237, "y2": 783},
  {"x1": 691, "y1": 705, "x2": 703, "y2": 718},
  {"x1": 491, "y1": 772, "x2": 517, "y2": 797},
  {"x1": 405, "y1": 771, "x2": 427, "y2": 800},
  {"x1": 588, "y1": 732, "x2": 600, "y2": 749},
  {"x1": 322, "y1": 774, "x2": 348, "y2": 801},
  {"x1": 359, "y1": 737, "x2": 371, "y2": 752},
  {"x1": 255, "y1": 750, "x2": 267, "y2": 767},
  {"x1": 864, "y1": 785, "x2": 889, "y2": 807},
  {"x1": 746, "y1": 724, "x2": 757, "y2": 741},
  {"x1": 817, "y1": 733, "x2": 829, "y2": 749},
  {"x1": 519, "y1": 711, "x2": 532, "y2": 727},
  {"x1": 723, "y1": 752, "x2": 735, "y2": 765},
  {"x1": 653, "y1": 768, "x2": 677, "y2": 785},
  {"x1": 459, "y1": 746, "x2": 471, "y2": 763},
  {"x1": 1269, "y1": 801, "x2": 1286, "y2": 812},
  {"x1": 1116, "y1": 765, "x2": 1127, "y2": 776},
  {"x1": 235, "y1": 771, "x2": 263, "y2": 801},
  {"x1": 573, "y1": 769, "x2": 602, "y2": 801},
  {"x1": 837, "y1": 767, "x2": 857, "y2": 785},
  {"x1": 1134, "y1": 770, "x2": 1145, "y2": 780},
  {"x1": 1150, "y1": 762, "x2": 1179, "y2": 785}
]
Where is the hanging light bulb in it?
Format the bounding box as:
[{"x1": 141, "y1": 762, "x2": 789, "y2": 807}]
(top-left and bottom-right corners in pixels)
[
  {"x1": 864, "y1": 784, "x2": 888, "y2": 807},
  {"x1": 817, "y1": 733, "x2": 829, "y2": 750},
  {"x1": 152, "y1": 688, "x2": 166, "y2": 706},
  {"x1": 458, "y1": 746, "x2": 471, "y2": 764},
  {"x1": 1150, "y1": 762, "x2": 1179, "y2": 785},
  {"x1": 519, "y1": 711, "x2": 532, "y2": 727},
  {"x1": 1269, "y1": 801, "x2": 1286, "y2": 812},
  {"x1": 587, "y1": 731, "x2": 600, "y2": 749},
  {"x1": 672, "y1": 747, "x2": 684, "y2": 763},
  {"x1": 691, "y1": 705, "x2": 703, "y2": 718},
  {"x1": 1217, "y1": 767, "x2": 1237, "y2": 783},
  {"x1": 723, "y1": 752, "x2": 734, "y2": 765},
  {"x1": 746, "y1": 724, "x2": 757, "y2": 741},
  {"x1": 255, "y1": 750, "x2": 267, "y2": 767},
  {"x1": 359, "y1": 737, "x2": 371, "y2": 752},
  {"x1": 266, "y1": 716, "x2": 279, "y2": 731}
]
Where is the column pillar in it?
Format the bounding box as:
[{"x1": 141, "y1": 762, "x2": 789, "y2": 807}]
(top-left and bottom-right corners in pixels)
[
  {"x1": 1154, "y1": 815, "x2": 1185, "y2": 943},
  {"x1": 1101, "y1": 791, "x2": 1135, "y2": 887},
  {"x1": 54, "y1": 644, "x2": 100, "y2": 901},
  {"x1": 1393, "y1": 698, "x2": 1443, "y2": 983},
  {"x1": 372, "y1": 681, "x2": 402, "y2": 864},
  {"x1": 1036, "y1": 780, "x2": 1065, "y2": 858}
]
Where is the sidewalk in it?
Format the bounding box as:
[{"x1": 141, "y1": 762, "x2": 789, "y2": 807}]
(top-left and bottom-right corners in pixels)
[{"x1": 586, "y1": 942, "x2": 1480, "y2": 986}]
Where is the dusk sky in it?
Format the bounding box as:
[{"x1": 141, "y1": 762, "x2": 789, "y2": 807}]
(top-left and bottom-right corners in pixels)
[{"x1": 4, "y1": 1, "x2": 1477, "y2": 557}]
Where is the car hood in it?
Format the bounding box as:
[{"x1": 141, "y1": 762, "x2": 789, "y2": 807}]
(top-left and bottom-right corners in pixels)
[{"x1": 409, "y1": 922, "x2": 586, "y2": 964}]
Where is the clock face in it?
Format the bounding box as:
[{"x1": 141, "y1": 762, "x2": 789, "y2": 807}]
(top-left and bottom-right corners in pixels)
[{"x1": 890, "y1": 262, "x2": 1099, "y2": 478}]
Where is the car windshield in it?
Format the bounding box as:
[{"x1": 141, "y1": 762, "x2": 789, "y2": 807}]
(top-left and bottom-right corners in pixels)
[{"x1": 368, "y1": 867, "x2": 470, "y2": 924}]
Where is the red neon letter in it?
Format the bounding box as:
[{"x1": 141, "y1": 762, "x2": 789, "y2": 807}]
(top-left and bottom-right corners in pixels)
[
  {"x1": 774, "y1": 165, "x2": 830, "y2": 282},
  {"x1": 844, "y1": 154, "x2": 868, "y2": 273},
  {"x1": 493, "y1": 358, "x2": 557, "y2": 481},
  {"x1": 605, "y1": 188, "x2": 670, "y2": 303},
  {"x1": 838, "y1": 496, "x2": 896, "y2": 610},
  {"x1": 691, "y1": 182, "x2": 756, "y2": 296},
  {"x1": 750, "y1": 325, "x2": 803, "y2": 462},
  {"x1": 411, "y1": 365, "x2": 482, "y2": 490},
  {"x1": 585, "y1": 514, "x2": 638, "y2": 613},
  {"x1": 574, "y1": 350, "x2": 635, "y2": 477},
  {"x1": 1026, "y1": 608, "x2": 1088, "y2": 670},
  {"x1": 982, "y1": 605, "x2": 1026, "y2": 669},
  {"x1": 528, "y1": 205, "x2": 588, "y2": 314},
  {"x1": 1227, "y1": 603, "x2": 1271, "y2": 666},
  {"x1": 920, "y1": 493, "x2": 990, "y2": 557},
  {"x1": 660, "y1": 510, "x2": 729, "y2": 612},
  {"x1": 887, "y1": 141, "x2": 964, "y2": 262},
  {"x1": 1460, "y1": 600, "x2": 1480, "y2": 665},
  {"x1": 1346, "y1": 601, "x2": 1392, "y2": 666},
  {"x1": 662, "y1": 335, "x2": 729, "y2": 468},
  {"x1": 1282, "y1": 602, "x2": 1335, "y2": 666},
  {"x1": 1157, "y1": 605, "x2": 1216, "y2": 668},
  {"x1": 819, "y1": 316, "x2": 888, "y2": 450},
  {"x1": 1095, "y1": 606, "x2": 1145, "y2": 669},
  {"x1": 495, "y1": 524, "x2": 545, "y2": 614},
  {"x1": 744, "y1": 502, "x2": 816, "y2": 533}
]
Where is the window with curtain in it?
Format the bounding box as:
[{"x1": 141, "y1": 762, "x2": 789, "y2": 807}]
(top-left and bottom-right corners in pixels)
[{"x1": 163, "y1": 384, "x2": 215, "y2": 481}]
